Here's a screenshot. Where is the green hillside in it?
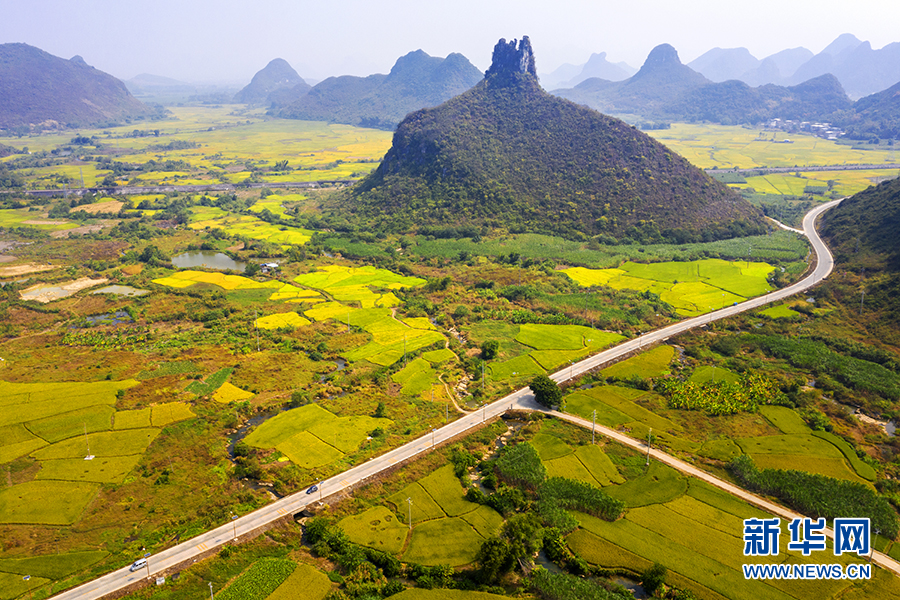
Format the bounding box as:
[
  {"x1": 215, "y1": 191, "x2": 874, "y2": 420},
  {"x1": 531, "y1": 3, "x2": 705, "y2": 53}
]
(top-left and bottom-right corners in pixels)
[{"x1": 338, "y1": 37, "x2": 765, "y2": 242}]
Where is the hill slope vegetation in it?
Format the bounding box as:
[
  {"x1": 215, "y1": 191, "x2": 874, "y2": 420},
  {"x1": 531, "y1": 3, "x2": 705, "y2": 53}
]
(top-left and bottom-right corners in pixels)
[
  {"x1": 233, "y1": 58, "x2": 309, "y2": 105},
  {"x1": 0, "y1": 43, "x2": 155, "y2": 130},
  {"x1": 338, "y1": 37, "x2": 764, "y2": 242}
]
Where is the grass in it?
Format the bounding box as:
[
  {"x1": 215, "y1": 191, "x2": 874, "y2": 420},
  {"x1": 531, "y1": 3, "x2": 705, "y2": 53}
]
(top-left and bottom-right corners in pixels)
[
  {"x1": 275, "y1": 432, "x2": 344, "y2": 469},
  {"x1": 185, "y1": 367, "x2": 234, "y2": 395},
  {"x1": 256, "y1": 312, "x2": 311, "y2": 330},
  {"x1": 402, "y1": 517, "x2": 483, "y2": 566},
  {"x1": 387, "y1": 482, "x2": 445, "y2": 524},
  {"x1": 212, "y1": 382, "x2": 255, "y2": 404},
  {"x1": 136, "y1": 361, "x2": 199, "y2": 379},
  {"x1": 151, "y1": 402, "x2": 196, "y2": 427},
  {"x1": 389, "y1": 590, "x2": 509, "y2": 600},
  {"x1": 338, "y1": 506, "x2": 409, "y2": 554},
  {"x1": 605, "y1": 461, "x2": 687, "y2": 508},
  {"x1": 32, "y1": 428, "x2": 160, "y2": 460},
  {"x1": 758, "y1": 405, "x2": 809, "y2": 434},
  {"x1": 575, "y1": 444, "x2": 624, "y2": 485},
  {"x1": 35, "y1": 455, "x2": 143, "y2": 484},
  {"x1": 418, "y1": 465, "x2": 479, "y2": 517},
  {"x1": 0, "y1": 550, "x2": 108, "y2": 579},
  {"x1": 265, "y1": 563, "x2": 332, "y2": 600},
  {"x1": 0, "y1": 480, "x2": 99, "y2": 525},
  {"x1": 24, "y1": 405, "x2": 114, "y2": 443},
  {"x1": 689, "y1": 365, "x2": 740, "y2": 385},
  {"x1": 601, "y1": 346, "x2": 674, "y2": 379}
]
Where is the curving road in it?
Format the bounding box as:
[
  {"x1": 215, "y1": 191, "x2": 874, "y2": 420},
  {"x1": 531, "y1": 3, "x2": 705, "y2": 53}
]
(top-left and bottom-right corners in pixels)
[{"x1": 54, "y1": 198, "x2": 897, "y2": 599}]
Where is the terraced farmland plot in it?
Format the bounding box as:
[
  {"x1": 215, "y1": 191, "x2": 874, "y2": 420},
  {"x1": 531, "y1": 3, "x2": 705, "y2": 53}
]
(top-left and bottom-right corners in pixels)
[
  {"x1": 245, "y1": 404, "x2": 335, "y2": 448},
  {"x1": 113, "y1": 408, "x2": 152, "y2": 430},
  {"x1": 24, "y1": 404, "x2": 114, "y2": 443},
  {"x1": 575, "y1": 444, "x2": 624, "y2": 485},
  {"x1": 32, "y1": 428, "x2": 160, "y2": 460},
  {"x1": 489, "y1": 354, "x2": 545, "y2": 381},
  {"x1": 189, "y1": 209, "x2": 314, "y2": 246},
  {"x1": 387, "y1": 482, "x2": 445, "y2": 523},
  {"x1": 276, "y1": 432, "x2": 344, "y2": 469},
  {"x1": 0, "y1": 550, "x2": 108, "y2": 580},
  {"x1": 151, "y1": 402, "x2": 196, "y2": 426},
  {"x1": 0, "y1": 380, "x2": 139, "y2": 428},
  {"x1": 266, "y1": 563, "x2": 332, "y2": 600},
  {"x1": 0, "y1": 480, "x2": 100, "y2": 525},
  {"x1": 544, "y1": 453, "x2": 603, "y2": 487},
  {"x1": 212, "y1": 382, "x2": 255, "y2": 403},
  {"x1": 418, "y1": 465, "x2": 480, "y2": 517},
  {"x1": 532, "y1": 433, "x2": 575, "y2": 461},
  {"x1": 339, "y1": 506, "x2": 408, "y2": 554},
  {"x1": 568, "y1": 385, "x2": 681, "y2": 434},
  {"x1": 403, "y1": 517, "x2": 484, "y2": 566},
  {"x1": 294, "y1": 265, "x2": 425, "y2": 309},
  {"x1": 600, "y1": 346, "x2": 675, "y2": 379},
  {"x1": 256, "y1": 311, "x2": 311, "y2": 330},
  {"x1": 391, "y1": 358, "x2": 437, "y2": 396},
  {"x1": 563, "y1": 258, "x2": 775, "y2": 316},
  {"x1": 35, "y1": 455, "x2": 143, "y2": 484}
]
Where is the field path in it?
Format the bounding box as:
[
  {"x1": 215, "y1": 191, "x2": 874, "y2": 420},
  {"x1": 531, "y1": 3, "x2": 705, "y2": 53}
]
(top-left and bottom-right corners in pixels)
[{"x1": 53, "y1": 199, "x2": 900, "y2": 599}]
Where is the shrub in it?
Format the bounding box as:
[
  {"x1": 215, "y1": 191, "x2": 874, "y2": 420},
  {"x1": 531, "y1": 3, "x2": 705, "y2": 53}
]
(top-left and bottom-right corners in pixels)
[{"x1": 530, "y1": 374, "x2": 562, "y2": 409}]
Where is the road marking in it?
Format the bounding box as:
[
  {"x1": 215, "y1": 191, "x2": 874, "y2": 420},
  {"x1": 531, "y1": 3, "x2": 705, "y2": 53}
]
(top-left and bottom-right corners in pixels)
[{"x1": 196, "y1": 543, "x2": 208, "y2": 551}]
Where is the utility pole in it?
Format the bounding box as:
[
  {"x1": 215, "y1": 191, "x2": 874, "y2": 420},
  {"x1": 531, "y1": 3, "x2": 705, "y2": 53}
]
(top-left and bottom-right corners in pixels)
[
  {"x1": 432, "y1": 428, "x2": 436, "y2": 448},
  {"x1": 407, "y1": 498, "x2": 413, "y2": 530},
  {"x1": 231, "y1": 513, "x2": 238, "y2": 540},
  {"x1": 209, "y1": 581, "x2": 214, "y2": 600},
  {"x1": 84, "y1": 423, "x2": 94, "y2": 461}
]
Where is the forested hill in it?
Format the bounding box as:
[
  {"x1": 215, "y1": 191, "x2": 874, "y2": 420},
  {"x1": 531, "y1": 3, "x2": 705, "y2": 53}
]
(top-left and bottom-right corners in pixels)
[
  {"x1": 820, "y1": 177, "x2": 900, "y2": 333},
  {"x1": 337, "y1": 37, "x2": 765, "y2": 243},
  {"x1": 233, "y1": 58, "x2": 309, "y2": 105},
  {"x1": 276, "y1": 50, "x2": 482, "y2": 130},
  {"x1": 0, "y1": 43, "x2": 156, "y2": 130}
]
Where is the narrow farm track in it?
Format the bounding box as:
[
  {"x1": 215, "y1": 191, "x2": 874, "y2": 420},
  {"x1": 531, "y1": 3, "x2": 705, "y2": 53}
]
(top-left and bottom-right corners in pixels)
[{"x1": 53, "y1": 198, "x2": 899, "y2": 599}]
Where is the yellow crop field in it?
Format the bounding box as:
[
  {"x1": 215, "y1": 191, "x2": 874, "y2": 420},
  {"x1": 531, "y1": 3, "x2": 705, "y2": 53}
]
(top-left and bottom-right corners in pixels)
[
  {"x1": 212, "y1": 382, "x2": 254, "y2": 404},
  {"x1": 294, "y1": 265, "x2": 425, "y2": 309},
  {"x1": 256, "y1": 311, "x2": 311, "y2": 330}
]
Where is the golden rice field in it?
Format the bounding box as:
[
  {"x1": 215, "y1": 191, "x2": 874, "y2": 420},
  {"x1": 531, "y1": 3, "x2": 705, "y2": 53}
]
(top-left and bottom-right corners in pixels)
[
  {"x1": 293, "y1": 265, "x2": 426, "y2": 309},
  {"x1": 152, "y1": 270, "x2": 323, "y2": 303},
  {"x1": 188, "y1": 207, "x2": 314, "y2": 246}
]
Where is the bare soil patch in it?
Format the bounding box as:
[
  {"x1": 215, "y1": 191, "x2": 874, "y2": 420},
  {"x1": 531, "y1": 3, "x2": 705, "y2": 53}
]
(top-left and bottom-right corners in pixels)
[
  {"x1": 78, "y1": 201, "x2": 123, "y2": 214},
  {"x1": 0, "y1": 263, "x2": 58, "y2": 277}
]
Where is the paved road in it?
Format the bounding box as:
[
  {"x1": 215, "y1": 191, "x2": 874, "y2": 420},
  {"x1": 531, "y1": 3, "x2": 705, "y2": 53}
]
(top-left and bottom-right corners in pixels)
[
  {"x1": 55, "y1": 198, "x2": 893, "y2": 599},
  {"x1": 706, "y1": 163, "x2": 900, "y2": 175}
]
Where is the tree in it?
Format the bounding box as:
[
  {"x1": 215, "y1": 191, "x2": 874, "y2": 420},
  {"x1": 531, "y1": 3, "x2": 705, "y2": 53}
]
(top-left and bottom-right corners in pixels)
[
  {"x1": 642, "y1": 562, "x2": 667, "y2": 596},
  {"x1": 374, "y1": 402, "x2": 386, "y2": 418},
  {"x1": 481, "y1": 340, "x2": 500, "y2": 360},
  {"x1": 244, "y1": 262, "x2": 261, "y2": 276},
  {"x1": 529, "y1": 374, "x2": 562, "y2": 408},
  {"x1": 502, "y1": 512, "x2": 543, "y2": 559},
  {"x1": 476, "y1": 537, "x2": 515, "y2": 582}
]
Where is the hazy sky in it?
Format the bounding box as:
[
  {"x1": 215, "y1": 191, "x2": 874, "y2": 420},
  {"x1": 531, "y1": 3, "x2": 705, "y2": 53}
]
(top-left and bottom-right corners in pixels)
[{"x1": 2, "y1": 0, "x2": 898, "y2": 84}]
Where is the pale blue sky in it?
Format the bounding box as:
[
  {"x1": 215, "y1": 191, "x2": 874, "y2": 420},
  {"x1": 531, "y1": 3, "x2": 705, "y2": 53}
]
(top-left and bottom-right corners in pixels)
[{"x1": 1, "y1": 0, "x2": 897, "y2": 83}]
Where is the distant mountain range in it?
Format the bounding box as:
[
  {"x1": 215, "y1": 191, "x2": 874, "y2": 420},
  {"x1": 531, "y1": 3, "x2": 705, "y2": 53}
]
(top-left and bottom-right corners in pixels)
[
  {"x1": 233, "y1": 58, "x2": 310, "y2": 106},
  {"x1": 0, "y1": 43, "x2": 156, "y2": 130},
  {"x1": 338, "y1": 37, "x2": 764, "y2": 242},
  {"x1": 275, "y1": 50, "x2": 483, "y2": 129},
  {"x1": 553, "y1": 44, "x2": 864, "y2": 128},
  {"x1": 540, "y1": 52, "x2": 636, "y2": 89}
]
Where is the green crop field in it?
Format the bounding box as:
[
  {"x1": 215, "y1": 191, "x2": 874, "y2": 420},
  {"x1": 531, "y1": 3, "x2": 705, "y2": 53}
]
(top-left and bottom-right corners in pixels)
[
  {"x1": 735, "y1": 434, "x2": 843, "y2": 458},
  {"x1": 245, "y1": 404, "x2": 334, "y2": 448},
  {"x1": 0, "y1": 550, "x2": 108, "y2": 579},
  {"x1": 575, "y1": 444, "x2": 624, "y2": 485},
  {"x1": 294, "y1": 265, "x2": 425, "y2": 309},
  {"x1": 759, "y1": 405, "x2": 809, "y2": 434},
  {"x1": 699, "y1": 438, "x2": 743, "y2": 461},
  {"x1": 403, "y1": 517, "x2": 484, "y2": 566},
  {"x1": 276, "y1": 431, "x2": 343, "y2": 468},
  {"x1": 0, "y1": 572, "x2": 49, "y2": 600},
  {"x1": 0, "y1": 480, "x2": 99, "y2": 525},
  {"x1": 418, "y1": 465, "x2": 480, "y2": 517},
  {"x1": 532, "y1": 433, "x2": 575, "y2": 461},
  {"x1": 307, "y1": 415, "x2": 391, "y2": 454},
  {"x1": 421, "y1": 349, "x2": 456, "y2": 365},
  {"x1": 390, "y1": 590, "x2": 510, "y2": 600},
  {"x1": 32, "y1": 428, "x2": 160, "y2": 460},
  {"x1": 813, "y1": 431, "x2": 877, "y2": 481},
  {"x1": 601, "y1": 346, "x2": 675, "y2": 379},
  {"x1": 568, "y1": 385, "x2": 681, "y2": 434},
  {"x1": 488, "y1": 354, "x2": 544, "y2": 381},
  {"x1": 759, "y1": 304, "x2": 801, "y2": 319},
  {"x1": 689, "y1": 365, "x2": 741, "y2": 385},
  {"x1": 339, "y1": 506, "x2": 409, "y2": 554},
  {"x1": 217, "y1": 558, "x2": 296, "y2": 600},
  {"x1": 265, "y1": 563, "x2": 332, "y2": 600},
  {"x1": 751, "y1": 454, "x2": 865, "y2": 483},
  {"x1": 387, "y1": 482, "x2": 446, "y2": 524},
  {"x1": 605, "y1": 461, "x2": 687, "y2": 508},
  {"x1": 565, "y1": 393, "x2": 634, "y2": 427},
  {"x1": 459, "y1": 505, "x2": 504, "y2": 539},
  {"x1": 544, "y1": 453, "x2": 604, "y2": 487}
]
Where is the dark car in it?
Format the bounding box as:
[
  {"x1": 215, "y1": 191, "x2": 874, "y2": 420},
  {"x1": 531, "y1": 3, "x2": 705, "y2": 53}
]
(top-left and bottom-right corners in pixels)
[{"x1": 306, "y1": 484, "x2": 318, "y2": 494}]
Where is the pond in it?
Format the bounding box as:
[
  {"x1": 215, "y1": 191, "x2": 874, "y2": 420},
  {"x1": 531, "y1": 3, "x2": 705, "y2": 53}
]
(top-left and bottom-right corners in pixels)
[
  {"x1": 81, "y1": 311, "x2": 133, "y2": 327},
  {"x1": 172, "y1": 251, "x2": 246, "y2": 271},
  {"x1": 92, "y1": 285, "x2": 149, "y2": 297}
]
